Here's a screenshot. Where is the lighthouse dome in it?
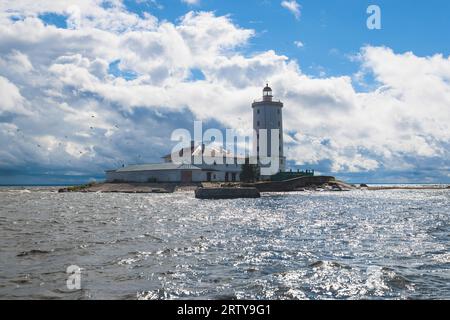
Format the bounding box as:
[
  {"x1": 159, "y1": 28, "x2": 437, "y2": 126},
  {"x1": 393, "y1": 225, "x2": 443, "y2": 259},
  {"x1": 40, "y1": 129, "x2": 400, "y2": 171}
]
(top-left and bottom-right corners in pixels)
[{"x1": 262, "y1": 84, "x2": 273, "y2": 101}]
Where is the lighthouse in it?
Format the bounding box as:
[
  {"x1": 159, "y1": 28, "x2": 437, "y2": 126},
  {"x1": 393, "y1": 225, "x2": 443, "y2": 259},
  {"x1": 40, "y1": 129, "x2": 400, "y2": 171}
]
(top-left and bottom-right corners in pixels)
[{"x1": 252, "y1": 84, "x2": 286, "y2": 176}]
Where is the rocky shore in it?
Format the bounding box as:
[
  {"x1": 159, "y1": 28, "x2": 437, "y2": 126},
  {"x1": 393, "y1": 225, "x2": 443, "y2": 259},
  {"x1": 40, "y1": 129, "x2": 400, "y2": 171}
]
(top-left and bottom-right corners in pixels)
[
  {"x1": 58, "y1": 182, "x2": 200, "y2": 194},
  {"x1": 58, "y1": 180, "x2": 450, "y2": 195},
  {"x1": 366, "y1": 185, "x2": 450, "y2": 191}
]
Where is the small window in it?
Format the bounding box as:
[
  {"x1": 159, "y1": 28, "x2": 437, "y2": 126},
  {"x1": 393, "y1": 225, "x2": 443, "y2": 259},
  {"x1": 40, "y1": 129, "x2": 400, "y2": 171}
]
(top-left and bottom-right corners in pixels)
[
  {"x1": 257, "y1": 109, "x2": 260, "y2": 114},
  {"x1": 278, "y1": 121, "x2": 281, "y2": 127},
  {"x1": 277, "y1": 109, "x2": 280, "y2": 114},
  {"x1": 257, "y1": 121, "x2": 260, "y2": 126}
]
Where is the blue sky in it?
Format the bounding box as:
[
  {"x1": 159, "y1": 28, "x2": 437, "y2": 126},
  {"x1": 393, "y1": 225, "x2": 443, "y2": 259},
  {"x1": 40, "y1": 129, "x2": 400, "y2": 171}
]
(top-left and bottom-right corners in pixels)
[
  {"x1": 122, "y1": 0, "x2": 450, "y2": 79},
  {"x1": 1, "y1": 0, "x2": 450, "y2": 184}
]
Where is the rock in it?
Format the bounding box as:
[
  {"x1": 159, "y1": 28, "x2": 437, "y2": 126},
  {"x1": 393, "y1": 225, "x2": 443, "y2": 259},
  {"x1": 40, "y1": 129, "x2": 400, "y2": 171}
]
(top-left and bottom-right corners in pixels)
[
  {"x1": 250, "y1": 176, "x2": 336, "y2": 192},
  {"x1": 195, "y1": 187, "x2": 260, "y2": 199},
  {"x1": 360, "y1": 184, "x2": 369, "y2": 188},
  {"x1": 17, "y1": 249, "x2": 52, "y2": 257},
  {"x1": 152, "y1": 188, "x2": 170, "y2": 194},
  {"x1": 57, "y1": 183, "x2": 95, "y2": 193},
  {"x1": 331, "y1": 185, "x2": 343, "y2": 191}
]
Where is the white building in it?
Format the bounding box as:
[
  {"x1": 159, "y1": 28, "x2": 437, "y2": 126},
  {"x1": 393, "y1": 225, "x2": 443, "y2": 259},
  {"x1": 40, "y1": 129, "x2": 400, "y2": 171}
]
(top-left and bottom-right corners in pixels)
[
  {"x1": 105, "y1": 84, "x2": 286, "y2": 183},
  {"x1": 105, "y1": 142, "x2": 245, "y2": 183},
  {"x1": 252, "y1": 84, "x2": 286, "y2": 175}
]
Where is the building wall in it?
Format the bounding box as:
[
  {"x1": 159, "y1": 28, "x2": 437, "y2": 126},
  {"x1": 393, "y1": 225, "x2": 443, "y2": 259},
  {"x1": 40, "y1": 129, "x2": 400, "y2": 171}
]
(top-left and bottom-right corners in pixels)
[
  {"x1": 197, "y1": 161, "x2": 241, "y2": 182},
  {"x1": 198, "y1": 161, "x2": 242, "y2": 173},
  {"x1": 106, "y1": 168, "x2": 241, "y2": 183},
  {"x1": 192, "y1": 171, "x2": 205, "y2": 182},
  {"x1": 193, "y1": 170, "x2": 241, "y2": 182},
  {"x1": 106, "y1": 170, "x2": 182, "y2": 183}
]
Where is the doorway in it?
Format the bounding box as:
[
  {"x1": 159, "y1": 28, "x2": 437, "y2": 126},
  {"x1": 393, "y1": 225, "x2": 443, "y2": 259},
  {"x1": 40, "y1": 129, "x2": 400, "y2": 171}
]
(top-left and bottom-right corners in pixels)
[{"x1": 181, "y1": 171, "x2": 192, "y2": 183}]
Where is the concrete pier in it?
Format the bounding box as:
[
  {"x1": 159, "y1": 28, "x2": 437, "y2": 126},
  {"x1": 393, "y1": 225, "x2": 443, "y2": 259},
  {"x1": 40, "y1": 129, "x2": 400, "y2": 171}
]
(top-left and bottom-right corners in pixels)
[{"x1": 195, "y1": 187, "x2": 261, "y2": 199}]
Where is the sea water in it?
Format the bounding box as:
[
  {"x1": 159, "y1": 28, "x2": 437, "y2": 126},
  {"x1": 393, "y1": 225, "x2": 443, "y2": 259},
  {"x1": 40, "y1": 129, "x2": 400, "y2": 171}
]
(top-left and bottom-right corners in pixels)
[{"x1": 0, "y1": 187, "x2": 448, "y2": 299}]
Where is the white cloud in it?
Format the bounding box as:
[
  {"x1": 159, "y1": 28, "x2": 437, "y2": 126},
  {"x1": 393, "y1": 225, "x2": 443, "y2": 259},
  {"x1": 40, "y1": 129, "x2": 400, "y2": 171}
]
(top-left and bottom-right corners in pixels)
[
  {"x1": 0, "y1": 76, "x2": 29, "y2": 115},
  {"x1": 0, "y1": 50, "x2": 33, "y2": 74},
  {"x1": 294, "y1": 40, "x2": 304, "y2": 48},
  {"x1": 181, "y1": 0, "x2": 200, "y2": 5},
  {"x1": 0, "y1": 1, "x2": 449, "y2": 181},
  {"x1": 281, "y1": 1, "x2": 301, "y2": 20}
]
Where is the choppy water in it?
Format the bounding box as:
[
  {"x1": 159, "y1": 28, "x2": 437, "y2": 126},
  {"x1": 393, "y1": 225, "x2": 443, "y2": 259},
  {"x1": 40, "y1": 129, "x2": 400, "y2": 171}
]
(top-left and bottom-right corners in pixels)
[{"x1": 0, "y1": 187, "x2": 449, "y2": 300}]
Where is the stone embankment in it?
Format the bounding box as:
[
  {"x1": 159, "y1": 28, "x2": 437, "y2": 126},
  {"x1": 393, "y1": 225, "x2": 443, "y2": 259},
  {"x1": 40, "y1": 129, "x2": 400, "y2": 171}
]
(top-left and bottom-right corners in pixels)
[{"x1": 244, "y1": 176, "x2": 339, "y2": 192}]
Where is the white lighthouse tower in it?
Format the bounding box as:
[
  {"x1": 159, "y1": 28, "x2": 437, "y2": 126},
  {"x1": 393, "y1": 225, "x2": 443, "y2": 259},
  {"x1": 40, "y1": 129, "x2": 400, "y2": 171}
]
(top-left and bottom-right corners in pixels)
[{"x1": 252, "y1": 84, "x2": 286, "y2": 176}]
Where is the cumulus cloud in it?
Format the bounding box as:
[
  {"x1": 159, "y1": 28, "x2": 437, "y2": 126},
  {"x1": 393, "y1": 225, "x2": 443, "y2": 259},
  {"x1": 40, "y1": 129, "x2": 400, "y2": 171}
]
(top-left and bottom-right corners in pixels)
[
  {"x1": 0, "y1": 1, "x2": 449, "y2": 183},
  {"x1": 281, "y1": 46, "x2": 450, "y2": 176},
  {"x1": 0, "y1": 76, "x2": 29, "y2": 115},
  {"x1": 281, "y1": 1, "x2": 301, "y2": 20}
]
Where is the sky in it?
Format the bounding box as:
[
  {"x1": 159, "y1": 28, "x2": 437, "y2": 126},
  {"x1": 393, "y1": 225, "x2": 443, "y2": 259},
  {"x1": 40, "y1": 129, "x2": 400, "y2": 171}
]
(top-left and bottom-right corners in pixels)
[{"x1": 0, "y1": 0, "x2": 450, "y2": 184}]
